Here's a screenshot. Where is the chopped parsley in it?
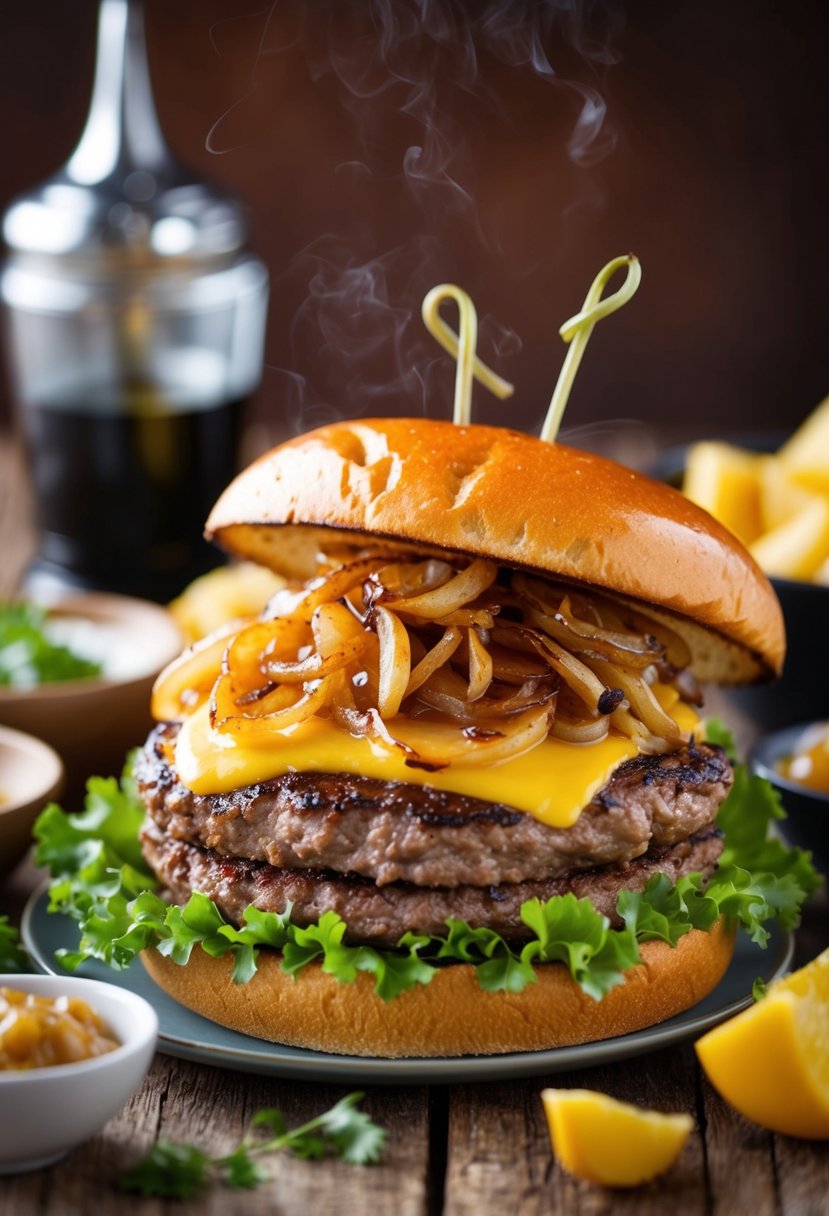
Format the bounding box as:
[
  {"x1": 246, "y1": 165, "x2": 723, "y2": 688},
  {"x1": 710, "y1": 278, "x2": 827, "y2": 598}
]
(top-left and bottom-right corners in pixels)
[
  {"x1": 0, "y1": 916, "x2": 29, "y2": 972},
  {"x1": 119, "y1": 1092, "x2": 385, "y2": 1198},
  {"x1": 0, "y1": 601, "x2": 102, "y2": 687}
]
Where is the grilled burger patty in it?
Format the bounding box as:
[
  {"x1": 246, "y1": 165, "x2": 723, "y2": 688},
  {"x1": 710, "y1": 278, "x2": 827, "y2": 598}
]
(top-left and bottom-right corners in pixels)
[
  {"x1": 140, "y1": 824, "x2": 724, "y2": 947},
  {"x1": 135, "y1": 725, "x2": 733, "y2": 890}
]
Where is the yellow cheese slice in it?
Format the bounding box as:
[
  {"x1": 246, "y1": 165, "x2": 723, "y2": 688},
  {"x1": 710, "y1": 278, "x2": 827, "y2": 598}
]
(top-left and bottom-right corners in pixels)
[{"x1": 175, "y1": 695, "x2": 700, "y2": 830}]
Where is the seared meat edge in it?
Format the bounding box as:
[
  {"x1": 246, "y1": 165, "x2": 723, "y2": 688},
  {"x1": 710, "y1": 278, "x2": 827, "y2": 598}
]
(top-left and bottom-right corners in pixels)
[
  {"x1": 135, "y1": 724, "x2": 733, "y2": 889},
  {"x1": 141, "y1": 824, "x2": 724, "y2": 949}
]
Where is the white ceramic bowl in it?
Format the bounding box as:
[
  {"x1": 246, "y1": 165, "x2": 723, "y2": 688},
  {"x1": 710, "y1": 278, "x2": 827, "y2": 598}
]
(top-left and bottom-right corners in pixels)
[
  {"x1": 0, "y1": 724, "x2": 64, "y2": 876},
  {"x1": 0, "y1": 592, "x2": 182, "y2": 803},
  {"x1": 0, "y1": 974, "x2": 158, "y2": 1173}
]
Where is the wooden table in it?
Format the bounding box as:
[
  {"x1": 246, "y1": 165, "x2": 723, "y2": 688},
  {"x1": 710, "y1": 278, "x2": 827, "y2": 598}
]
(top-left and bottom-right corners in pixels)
[{"x1": 1, "y1": 434, "x2": 828, "y2": 1215}]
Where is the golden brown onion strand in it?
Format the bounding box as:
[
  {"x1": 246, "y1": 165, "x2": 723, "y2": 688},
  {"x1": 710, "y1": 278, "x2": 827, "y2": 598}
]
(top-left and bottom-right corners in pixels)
[{"x1": 167, "y1": 551, "x2": 695, "y2": 763}]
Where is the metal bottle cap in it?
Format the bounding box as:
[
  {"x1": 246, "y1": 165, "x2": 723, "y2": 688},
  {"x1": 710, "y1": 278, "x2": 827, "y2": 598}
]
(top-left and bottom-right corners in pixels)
[{"x1": 2, "y1": 0, "x2": 247, "y2": 270}]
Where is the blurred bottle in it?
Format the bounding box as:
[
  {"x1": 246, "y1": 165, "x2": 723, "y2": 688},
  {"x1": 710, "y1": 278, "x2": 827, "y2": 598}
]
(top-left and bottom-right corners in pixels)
[{"x1": 0, "y1": 0, "x2": 268, "y2": 601}]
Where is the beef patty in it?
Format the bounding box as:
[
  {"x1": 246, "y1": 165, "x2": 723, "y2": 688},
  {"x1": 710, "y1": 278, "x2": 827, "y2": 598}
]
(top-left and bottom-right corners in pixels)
[
  {"x1": 141, "y1": 822, "x2": 724, "y2": 948},
  {"x1": 135, "y1": 724, "x2": 732, "y2": 890}
]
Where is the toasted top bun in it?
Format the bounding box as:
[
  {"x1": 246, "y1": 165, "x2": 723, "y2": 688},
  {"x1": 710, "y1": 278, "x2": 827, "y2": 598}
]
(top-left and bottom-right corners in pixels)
[
  {"x1": 206, "y1": 418, "x2": 784, "y2": 682},
  {"x1": 141, "y1": 919, "x2": 735, "y2": 1058}
]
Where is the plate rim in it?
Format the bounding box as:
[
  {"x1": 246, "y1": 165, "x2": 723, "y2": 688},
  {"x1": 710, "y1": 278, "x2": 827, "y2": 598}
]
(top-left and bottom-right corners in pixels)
[{"x1": 21, "y1": 883, "x2": 794, "y2": 1084}]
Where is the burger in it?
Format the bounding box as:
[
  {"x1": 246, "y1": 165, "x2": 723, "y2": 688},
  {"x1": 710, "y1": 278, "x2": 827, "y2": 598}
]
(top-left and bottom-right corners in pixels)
[{"x1": 129, "y1": 417, "x2": 790, "y2": 1057}]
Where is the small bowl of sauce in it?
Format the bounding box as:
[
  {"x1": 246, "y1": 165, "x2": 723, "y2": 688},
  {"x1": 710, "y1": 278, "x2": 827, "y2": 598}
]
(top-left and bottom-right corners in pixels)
[
  {"x1": 0, "y1": 986, "x2": 120, "y2": 1071},
  {"x1": 0, "y1": 974, "x2": 158, "y2": 1173},
  {"x1": 778, "y1": 722, "x2": 829, "y2": 795},
  {"x1": 750, "y1": 722, "x2": 829, "y2": 873},
  {"x1": 0, "y1": 592, "x2": 182, "y2": 804}
]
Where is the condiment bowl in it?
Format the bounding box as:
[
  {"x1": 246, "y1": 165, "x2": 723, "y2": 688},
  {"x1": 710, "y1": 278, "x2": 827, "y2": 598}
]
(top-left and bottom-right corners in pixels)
[
  {"x1": 0, "y1": 592, "x2": 182, "y2": 804},
  {"x1": 0, "y1": 973, "x2": 158, "y2": 1173},
  {"x1": 726, "y1": 576, "x2": 829, "y2": 732},
  {"x1": 749, "y1": 722, "x2": 829, "y2": 873},
  {"x1": 0, "y1": 725, "x2": 64, "y2": 876}
]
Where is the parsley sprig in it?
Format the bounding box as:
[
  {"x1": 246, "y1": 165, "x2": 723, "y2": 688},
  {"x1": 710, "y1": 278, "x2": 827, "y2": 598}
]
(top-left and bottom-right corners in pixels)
[
  {"x1": 0, "y1": 916, "x2": 29, "y2": 972},
  {"x1": 0, "y1": 601, "x2": 102, "y2": 687},
  {"x1": 32, "y1": 726, "x2": 821, "y2": 1003},
  {"x1": 119, "y1": 1092, "x2": 386, "y2": 1198}
]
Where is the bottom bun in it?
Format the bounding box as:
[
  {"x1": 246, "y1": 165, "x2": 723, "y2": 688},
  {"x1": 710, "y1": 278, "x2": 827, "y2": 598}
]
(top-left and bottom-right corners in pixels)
[{"x1": 140, "y1": 920, "x2": 735, "y2": 1058}]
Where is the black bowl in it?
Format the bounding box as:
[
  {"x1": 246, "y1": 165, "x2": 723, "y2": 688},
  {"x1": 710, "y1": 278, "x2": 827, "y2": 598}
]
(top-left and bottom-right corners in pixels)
[
  {"x1": 749, "y1": 723, "x2": 829, "y2": 873},
  {"x1": 728, "y1": 578, "x2": 829, "y2": 730},
  {"x1": 650, "y1": 437, "x2": 829, "y2": 731}
]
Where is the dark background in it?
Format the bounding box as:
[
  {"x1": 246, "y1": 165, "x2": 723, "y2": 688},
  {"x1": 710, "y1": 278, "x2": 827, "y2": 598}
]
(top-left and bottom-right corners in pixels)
[{"x1": 1, "y1": 0, "x2": 827, "y2": 457}]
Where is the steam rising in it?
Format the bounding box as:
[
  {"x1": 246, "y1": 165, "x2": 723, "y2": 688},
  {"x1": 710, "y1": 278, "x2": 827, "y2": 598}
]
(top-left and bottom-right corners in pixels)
[
  {"x1": 270, "y1": 233, "x2": 524, "y2": 432},
  {"x1": 210, "y1": 1, "x2": 624, "y2": 432}
]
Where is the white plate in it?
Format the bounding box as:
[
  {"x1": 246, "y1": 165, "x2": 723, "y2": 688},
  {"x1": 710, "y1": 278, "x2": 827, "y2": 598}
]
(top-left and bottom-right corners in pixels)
[{"x1": 22, "y1": 887, "x2": 793, "y2": 1085}]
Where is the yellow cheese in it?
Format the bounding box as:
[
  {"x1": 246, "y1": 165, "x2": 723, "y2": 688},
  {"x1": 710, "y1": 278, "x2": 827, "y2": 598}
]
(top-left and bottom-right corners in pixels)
[{"x1": 175, "y1": 695, "x2": 701, "y2": 830}]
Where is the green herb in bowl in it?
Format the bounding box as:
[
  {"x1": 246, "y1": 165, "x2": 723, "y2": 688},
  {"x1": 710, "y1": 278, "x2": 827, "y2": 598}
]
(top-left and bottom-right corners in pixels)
[{"x1": 0, "y1": 602, "x2": 103, "y2": 688}]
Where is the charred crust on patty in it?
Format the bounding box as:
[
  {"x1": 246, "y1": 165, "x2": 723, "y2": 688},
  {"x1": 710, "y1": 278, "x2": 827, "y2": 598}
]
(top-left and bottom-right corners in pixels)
[
  {"x1": 140, "y1": 824, "x2": 725, "y2": 949},
  {"x1": 135, "y1": 725, "x2": 733, "y2": 891}
]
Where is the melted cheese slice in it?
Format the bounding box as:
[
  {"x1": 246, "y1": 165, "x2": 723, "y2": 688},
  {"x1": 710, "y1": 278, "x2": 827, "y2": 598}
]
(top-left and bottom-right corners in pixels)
[{"x1": 175, "y1": 693, "x2": 700, "y2": 830}]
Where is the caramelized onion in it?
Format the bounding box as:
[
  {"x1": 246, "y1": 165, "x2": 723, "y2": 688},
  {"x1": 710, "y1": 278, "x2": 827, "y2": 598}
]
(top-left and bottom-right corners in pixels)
[
  {"x1": 610, "y1": 704, "x2": 668, "y2": 754},
  {"x1": 466, "y1": 627, "x2": 493, "y2": 701},
  {"x1": 291, "y1": 557, "x2": 387, "y2": 623},
  {"x1": 375, "y1": 605, "x2": 411, "y2": 718},
  {"x1": 417, "y1": 669, "x2": 556, "y2": 722},
  {"x1": 618, "y1": 604, "x2": 693, "y2": 670},
  {"x1": 551, "y1": 714, "x2": 611, "y2": 744},
  {"x1": 589, "y1": 658, "x2": 684, "y2": 744},
  {"x1": 514, "y1": 574, "x2": 663, "y2": 669},
  {"x1": 373, "y1": 559, "x2": 453, "y2": 599},
  {"x1": 405, "y1": 625, "x2": 463, "y2": 696},
  {"x1": 226, "y1": 617, "x2": 309, "y2": 690},
  {"x1": 195, "y1": 548, "x2": 693, "y2": 762},
  {"x1": 266, "y1": 603, "x2": 368, "y2": 682},
  {"x1": 151, "y1": 622, "x2": 237, "y2": 722},
  {"x1": 518, "y1": 627, "x2": 618, "y2": 714},
  {"x1": 380, "y1": 558, "x2": 497, "y2": 619},
  {"x1": 386, "y1": 704, "x2": 551, "y2": 768},
  {"x1": 211, "y1": 674, "x2": 330, "y2": 744}
]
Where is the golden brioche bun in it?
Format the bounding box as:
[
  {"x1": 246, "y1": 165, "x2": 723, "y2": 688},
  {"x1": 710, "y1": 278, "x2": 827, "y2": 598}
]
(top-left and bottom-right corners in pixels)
[
  {"x1": 141, "y1": 920, "x2": 735, "y2": 1058},
  {"x1": 206, "y1": 418, "x2": 784, "y2": 682}
]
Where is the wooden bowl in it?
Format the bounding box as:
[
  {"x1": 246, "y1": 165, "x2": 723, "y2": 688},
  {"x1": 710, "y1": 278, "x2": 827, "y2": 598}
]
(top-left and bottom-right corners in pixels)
[
  {"x1": 0, "y1": 593, "x2": 182, "y2": 806},
  {"x1": 0, "y1": 724, "x2": 64, "y2": 875}
]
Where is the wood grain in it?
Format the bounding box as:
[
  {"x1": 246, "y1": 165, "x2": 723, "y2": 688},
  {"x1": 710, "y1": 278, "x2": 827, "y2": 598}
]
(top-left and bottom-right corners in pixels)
[
  {"x1": 699, "y1": 1075, "x2": 779, "y2": 1216},
  {"x1": 444, "y1": 1047, "x2": 708, "y2": 1216},
  {"x1": 0, "y1": 1058, "x2": 432, "y2": 1216},
  {"x1": 774, "y1": 1133, "x2": 829, "y2": 1216}
]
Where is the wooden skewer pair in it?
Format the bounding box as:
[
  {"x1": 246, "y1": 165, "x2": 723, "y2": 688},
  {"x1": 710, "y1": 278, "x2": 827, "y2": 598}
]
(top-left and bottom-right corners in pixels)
[{"x1": 422, "y1": 255, "x2": 641, "y2": 442}]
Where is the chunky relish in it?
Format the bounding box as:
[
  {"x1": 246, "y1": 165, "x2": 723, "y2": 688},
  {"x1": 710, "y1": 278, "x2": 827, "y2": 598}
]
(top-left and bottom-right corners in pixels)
[
  {"x1": 0, "y1": 987, "x2": 120, "y2": 1070},
  {"x1": 780, "y1": 723, "x2": 829, "y2": 795}
]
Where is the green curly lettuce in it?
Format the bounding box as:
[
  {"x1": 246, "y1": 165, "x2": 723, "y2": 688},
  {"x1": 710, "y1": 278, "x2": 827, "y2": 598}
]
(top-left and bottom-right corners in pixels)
[
  {"x1": 0, "y1": 916, "x2": 29, "y2": 972},
  {"x1": 33, "y1": 726, "x2": 821, "y2": 1004},
  {"x1": 0, "y1": 601, "x2": 102, "y2": 687}
]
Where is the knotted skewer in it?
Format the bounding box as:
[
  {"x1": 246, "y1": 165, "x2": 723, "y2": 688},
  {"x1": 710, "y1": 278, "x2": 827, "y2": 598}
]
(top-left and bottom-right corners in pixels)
[
  {"x1": 422, "y1": 284, "x2": 514, "y2": 426},
  {"x1": 541, "y1": 254, "x2": 642, "y2": 444}
]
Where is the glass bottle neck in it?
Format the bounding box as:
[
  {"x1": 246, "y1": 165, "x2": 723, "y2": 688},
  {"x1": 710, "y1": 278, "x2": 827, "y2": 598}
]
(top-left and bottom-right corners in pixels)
[{"x1": 67, "y1": 0, "x2": 169, "y2": 186}]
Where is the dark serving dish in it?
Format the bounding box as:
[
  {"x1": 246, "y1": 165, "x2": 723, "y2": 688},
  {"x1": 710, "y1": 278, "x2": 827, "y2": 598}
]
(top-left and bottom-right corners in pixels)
[
  {"x1": 749, "y1": 722, "x2": 829, "y2": 873},
  {"x1": 650, "y1": 436, "x2": 829, "y2": 731}
]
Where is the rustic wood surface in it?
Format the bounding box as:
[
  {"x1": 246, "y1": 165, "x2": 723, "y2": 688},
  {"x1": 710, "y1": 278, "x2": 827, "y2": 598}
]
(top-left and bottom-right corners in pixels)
[{"x1": 0, "y1": 433, "x2": 827, "y2": 1215}]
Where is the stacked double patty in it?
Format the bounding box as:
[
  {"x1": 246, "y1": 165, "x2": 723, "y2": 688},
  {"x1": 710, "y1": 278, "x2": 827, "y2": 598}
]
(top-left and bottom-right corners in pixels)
[{"x1": 135, "y1": 724, "x2": 732, "y2": 950}]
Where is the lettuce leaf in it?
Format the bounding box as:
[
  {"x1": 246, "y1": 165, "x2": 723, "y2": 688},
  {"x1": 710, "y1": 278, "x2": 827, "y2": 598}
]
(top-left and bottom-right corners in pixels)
[
  {"x1": 0, "y1": 916, "x2": 29, "y2": 972},
  {"x1": 33, "y1": 738, "x2": 821, "y2": 1004},
  {"x1": 702, "y1": 716, "x2": 738, "y2": 762},
  {"x1": 0, "y1": 600, "x2": 102, "y2": 687}
]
